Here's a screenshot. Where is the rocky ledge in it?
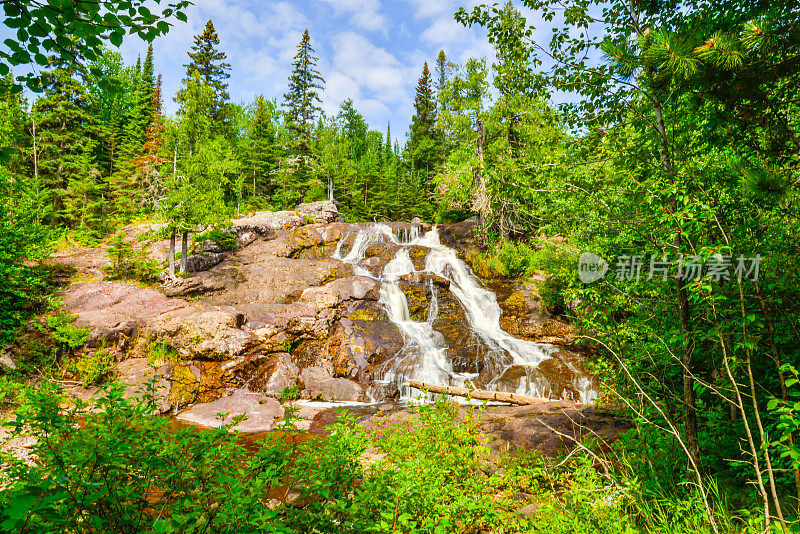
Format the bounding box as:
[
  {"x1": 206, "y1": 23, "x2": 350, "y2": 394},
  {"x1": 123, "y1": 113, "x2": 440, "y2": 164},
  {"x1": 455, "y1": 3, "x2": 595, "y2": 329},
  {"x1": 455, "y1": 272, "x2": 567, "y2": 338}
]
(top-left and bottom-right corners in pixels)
[{"x1": 14, "y1": 201, "x2": 593, "y2": 434}]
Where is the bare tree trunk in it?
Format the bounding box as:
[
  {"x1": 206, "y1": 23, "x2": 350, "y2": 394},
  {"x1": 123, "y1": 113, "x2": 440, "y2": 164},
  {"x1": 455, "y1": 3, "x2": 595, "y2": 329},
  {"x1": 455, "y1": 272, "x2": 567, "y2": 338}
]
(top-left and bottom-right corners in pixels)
[
  {"x1": 755, "y1": 283, "x2": 800, "y2": 502},
  {"x1": 180, "y1": 231, "x2": 188, "y2": 275},
  {"x1": 32, "y1": 113, "x2": 38, "y2": 180},
  {"x1": 406, "y1": 380, "x2": 548, "y2": 405},
  {"x1": 651, "y1": 94, "x2": 701, "y2": 468},
  {"x1": 737, "y1": 282, "x2": 788, "y2": 532},
  {"x1": 473, "y1": 118, "x2": 489, "y2": 235},
  {"x1": 168, "y1": 230, "x2": 176, "y2": 280}
]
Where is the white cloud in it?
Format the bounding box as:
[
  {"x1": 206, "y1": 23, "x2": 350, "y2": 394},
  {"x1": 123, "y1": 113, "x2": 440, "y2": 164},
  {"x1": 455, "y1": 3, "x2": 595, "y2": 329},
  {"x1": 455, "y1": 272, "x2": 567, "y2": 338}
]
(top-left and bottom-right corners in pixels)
[
  {"x1": 420, "y1": 16, "x2": 466, "y2": 45},
  {"x1": 318, "y1": 0, "x2": 386, "y2": 32},
  {"x1": 407, "y1": 0, "x2": 457, "y2": 19},
  {"x1": 330, "y1": 32, "x2": 410, "y2": 104}
]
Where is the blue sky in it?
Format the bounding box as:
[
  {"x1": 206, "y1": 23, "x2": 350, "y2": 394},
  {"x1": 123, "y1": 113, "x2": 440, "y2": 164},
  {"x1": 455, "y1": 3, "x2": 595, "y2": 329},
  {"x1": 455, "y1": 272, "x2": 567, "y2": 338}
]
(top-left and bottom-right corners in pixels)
[{"x1": 117, "y1": 0, "x2": 502, "y2": 136}]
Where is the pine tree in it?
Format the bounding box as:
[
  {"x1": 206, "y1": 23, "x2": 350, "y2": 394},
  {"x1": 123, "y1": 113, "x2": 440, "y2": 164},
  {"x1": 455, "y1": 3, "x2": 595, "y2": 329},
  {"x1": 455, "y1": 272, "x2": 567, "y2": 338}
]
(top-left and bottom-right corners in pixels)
[
  {"x1": 34, "y1": 61, "x2": 105, "y2": 237},
  {"x1": 407, "y1": 61, "x2": 439, "y2": 215},
  {"x1": 243, "y1": 96, "x2": 278, "y2": 199},
  {"x1": 284, "y1": 29, "x2": 325, "y2": 140},
  {"x1": 183, "y1": 20, "x2": 231, "y2": 129},
  {"x1": 135, "y1": 74, "x2": 166, "y2": 212},
  {"x1": 175, "y1": 71, "x2": 215, "y2": 154},
  {"x1": 435, "y1": 50, "x2": 447, "y2": 96}
]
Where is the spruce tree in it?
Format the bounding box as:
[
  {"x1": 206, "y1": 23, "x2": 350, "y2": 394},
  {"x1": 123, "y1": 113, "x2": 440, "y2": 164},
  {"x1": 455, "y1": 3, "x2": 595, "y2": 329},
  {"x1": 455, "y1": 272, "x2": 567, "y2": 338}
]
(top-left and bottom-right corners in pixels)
[
  {"x1": 135, "y1": 74, "x2": 167, "y2": 212},
  {"x1": 434, "y1": 50, "x2": 449, "y2": 162},
  {"x1": 34, "y1": 60, "x2": 104, "y2": 237},
  {"x1": 406, "y1": 61, "x2": 439, "y2": 214},
  {"x1": 280, "y1": 29, "x2": 326, "y2": 205},
  {"x1": 175, "y1": 71, "x2": 215, "y2": 154},
  {"x1": 142, "y1": 44, "x2": 155, "y2": 96},
  {"x1": 244, "y1": 96, "x2": 278, "y2": 199},
  {"x1": 283, "y1": 29, "x2": 325, "y2": 140},
  {"x1": 183, "y1": 20, "x2": 231, "y2": 129},
  {"x1": 435, "y1": 50, "x2": 447, "y2": 95}
]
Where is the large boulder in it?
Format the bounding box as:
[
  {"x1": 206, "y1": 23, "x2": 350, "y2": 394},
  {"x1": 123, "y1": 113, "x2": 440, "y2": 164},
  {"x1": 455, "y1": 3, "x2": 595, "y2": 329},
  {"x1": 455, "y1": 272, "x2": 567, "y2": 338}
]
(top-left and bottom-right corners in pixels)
[
  {"x1": 186, "y1": 252, "x2": 223, "y2": 273},
  {"x1": 299, "y1": 276, "x2": 379, "y2": 312},
  {"x1": 176, "y1": 389, "x2": 285, "y2": 432},
  {"x1": 232, "y1": 201, "x2": 341, "y2": 244},
  {"x1": 149, "y1": 307, "x2": 259, "y2": 361},
  {"x1": 232, "y1": 352, "x2": 300, "y2": 397},
  {"x1": 300, "y1": 366, "x2": 364, "y2": 401},
  {"x1": 60, "y1": 282, "x2": 187, "y2": 350},
  {"x1": 116, "y1": 358, "x2": 172, "y2": 413},
  {"x1": 324, "y1": 313, "x2": 404, "y2": 380},
  {"x1": 296, "y1": 201, "x2": 340, "y2": 224}
]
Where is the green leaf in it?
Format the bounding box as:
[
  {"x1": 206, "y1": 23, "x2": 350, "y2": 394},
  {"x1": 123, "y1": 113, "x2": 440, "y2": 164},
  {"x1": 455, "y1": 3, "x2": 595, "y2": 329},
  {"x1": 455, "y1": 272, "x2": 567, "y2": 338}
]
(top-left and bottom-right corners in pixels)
[{"x1": 109, "y1": 31, "x2": 123, "y2": 47}]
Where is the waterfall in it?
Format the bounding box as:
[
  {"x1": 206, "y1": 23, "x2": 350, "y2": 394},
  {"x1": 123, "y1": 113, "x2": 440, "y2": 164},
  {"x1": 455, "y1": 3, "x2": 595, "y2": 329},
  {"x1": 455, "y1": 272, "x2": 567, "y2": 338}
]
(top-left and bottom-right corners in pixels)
[{"x1": 333, "y1": 223, "x2": 595, "y2": 403}]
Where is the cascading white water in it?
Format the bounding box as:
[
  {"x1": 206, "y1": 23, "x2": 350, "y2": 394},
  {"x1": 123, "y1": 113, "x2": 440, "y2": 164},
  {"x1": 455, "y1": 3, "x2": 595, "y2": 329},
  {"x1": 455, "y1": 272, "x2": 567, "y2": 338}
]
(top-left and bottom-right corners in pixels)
[
  {"x1": 333, "y1": 223, "x2": 595, "y2": 403},
  {"x1": 422, "y1": 232, "x2": 553, "y2": 369}
]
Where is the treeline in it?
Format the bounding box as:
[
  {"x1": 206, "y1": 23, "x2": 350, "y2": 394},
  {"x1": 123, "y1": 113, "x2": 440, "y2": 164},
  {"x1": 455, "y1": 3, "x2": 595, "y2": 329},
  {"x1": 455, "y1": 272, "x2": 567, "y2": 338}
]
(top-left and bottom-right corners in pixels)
[{"x1": 0, "y1": 21, "x2": 468, "y2": 250}]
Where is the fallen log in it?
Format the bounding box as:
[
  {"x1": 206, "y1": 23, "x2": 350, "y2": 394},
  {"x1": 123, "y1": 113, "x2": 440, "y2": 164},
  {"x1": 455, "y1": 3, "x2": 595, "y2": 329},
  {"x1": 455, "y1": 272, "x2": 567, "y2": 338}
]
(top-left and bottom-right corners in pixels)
[{"x1": 404, "y1": 380, "x2": 551, "y2": 406}]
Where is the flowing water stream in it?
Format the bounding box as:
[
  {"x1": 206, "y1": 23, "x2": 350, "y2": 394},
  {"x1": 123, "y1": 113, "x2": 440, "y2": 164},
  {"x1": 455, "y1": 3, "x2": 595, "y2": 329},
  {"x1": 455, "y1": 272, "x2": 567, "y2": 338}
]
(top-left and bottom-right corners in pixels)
[{"x1": 332, "y1": 224, "x2": 596, "y2": 403}]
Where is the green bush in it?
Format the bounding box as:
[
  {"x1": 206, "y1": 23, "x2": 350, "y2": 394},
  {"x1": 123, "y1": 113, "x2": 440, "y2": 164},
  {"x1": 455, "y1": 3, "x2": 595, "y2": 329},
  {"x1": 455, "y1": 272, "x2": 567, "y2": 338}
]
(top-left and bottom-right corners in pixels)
[
  {"x1": 104, "y1": 231, "x2": 160, "y2": 283},
  {"x1": 191, "y1": 227, "x2": 237, "y2": 252},
  {"x1": 0, "y1": 385, "x2": 756, "y2": 533},
  {"x1": 146, "y1": 340, "x2": 179, "y2": 366},
  {"x1": 69, "y1": 347, "x2": 115, "y2": 386},
  {"x1": 45, "y1": 308, "x2": 89, "y2": 350},
  {"x1": 496, "y1": 239, "x2": 537, "y2": 277}
]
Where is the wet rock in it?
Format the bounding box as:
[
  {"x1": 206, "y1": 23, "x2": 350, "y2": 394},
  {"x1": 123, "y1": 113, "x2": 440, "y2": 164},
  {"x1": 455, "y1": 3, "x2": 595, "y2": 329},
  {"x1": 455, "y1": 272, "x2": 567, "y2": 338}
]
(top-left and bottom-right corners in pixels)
[
  {"x1": 177, "y1": 389, "x2": 284, "y2": 432},
  {"x1": 300, "y1": 366, "x2": 364, "y2": 401},
  {"x1": 365, "y1": 242, "x2": 402, "y2": 263},
  {"x1": 406, "y1": 245, "x2": 429, "y2": 270},
  {"x1": 168, "y1": 363, "x2": 200, "y2": 408},
  {"x1": 439, "y1": 219, "x2": 482, "y2": 258},
  {"x1": 235, "y1": 353, "x2": 299, "y2": 397},
  {"x1": 186, "y1": 252, "x2": 223, "y2": 273},
  {"x1": 165, "y1": 361, "x2": 231, "y2": 408},
  {"x1": 397, "y1": 278, "x2": 431, "y2": 321},
  {"x1": 324, "y1": 315, "x2": 403, "y2": 379},
  {"x1": 492, "y1": 280, "x2": 576, "y2": 345}
]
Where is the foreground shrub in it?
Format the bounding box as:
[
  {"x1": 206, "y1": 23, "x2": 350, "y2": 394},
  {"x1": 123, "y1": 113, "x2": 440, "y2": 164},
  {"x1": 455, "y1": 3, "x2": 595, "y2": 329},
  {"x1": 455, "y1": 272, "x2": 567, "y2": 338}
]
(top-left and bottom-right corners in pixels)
[{"x1": 0, "y1": 385, "x2": 761, "y2": 534}]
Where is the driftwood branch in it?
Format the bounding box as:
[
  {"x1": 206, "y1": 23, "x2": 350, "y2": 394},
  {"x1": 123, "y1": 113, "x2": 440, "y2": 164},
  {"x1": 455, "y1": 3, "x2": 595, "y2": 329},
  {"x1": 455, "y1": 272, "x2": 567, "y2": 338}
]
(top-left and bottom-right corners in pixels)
[{"x1": 405, "y1": 380, "x2": 551, "y2": 406}]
